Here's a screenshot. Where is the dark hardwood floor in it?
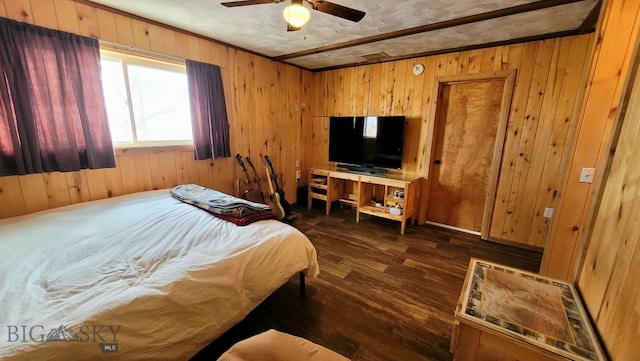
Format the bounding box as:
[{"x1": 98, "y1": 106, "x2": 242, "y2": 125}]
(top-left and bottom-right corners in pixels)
[{"x1": 192, "y1": 204, "x2": 542, "y2": 361}]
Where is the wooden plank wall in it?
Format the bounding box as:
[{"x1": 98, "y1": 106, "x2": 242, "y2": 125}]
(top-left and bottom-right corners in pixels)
[
  {"x1": 309, "y1": 34, "x2": 593, "y2": 247},
  {"x1": 541, "y1": 0, "x2": 640, "y2": 281},
  {"x1": 528, "y1": 1, "x2": 640, "y2": 358},
  {"x1": 576, "y1": 42, "x2": 640, "y2": 361},
  {"x1": 0, "y1": 0, "x2": 313, "y2": 219},
  {"x1": 544, "y1": 0, "x2": 640, "y2": 359}
]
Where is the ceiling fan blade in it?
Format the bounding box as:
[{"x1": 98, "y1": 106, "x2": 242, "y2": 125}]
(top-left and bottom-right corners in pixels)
[
  {"x1": 311, "y1": 1, "x2": 365, "y2": 22},
  {"x1": 221, "y1": 0, "x2": 279, "y2": 7}
]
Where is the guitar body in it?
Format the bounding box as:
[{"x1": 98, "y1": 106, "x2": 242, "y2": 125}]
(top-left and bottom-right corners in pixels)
[
  {"x1": 269, "y1": 191, "x2": 286, "y2": 220},
  {"x1": 276, "y1": 188, "x2": 291, "y2": 215},
  {"x1": 243, "y1": 156, "x2": 267, "y2": 204},
  {"x1": 244, "y1": 189, "x2": 265, "y2": 203},
  {"x1": 263, "y1": 155, "x2": 291, "y2": 219},
  {"x1": 235, "y1": 154, "x2": 266, "y2": 204}
]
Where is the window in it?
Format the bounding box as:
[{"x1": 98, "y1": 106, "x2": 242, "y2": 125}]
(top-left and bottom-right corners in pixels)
[
  {"x1": 0, "y1": 18, "x2": 115, "y2": 176},
  {"x1": 99, "y1": 49, "x2": 193, "y2": 147}
]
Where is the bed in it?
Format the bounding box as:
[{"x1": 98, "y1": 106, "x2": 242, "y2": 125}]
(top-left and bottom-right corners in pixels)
[{"x1": 0, "y1": 189, "x2": 319, "y2": 360}]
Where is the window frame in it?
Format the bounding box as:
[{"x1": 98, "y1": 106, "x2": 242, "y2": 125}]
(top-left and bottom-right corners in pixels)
[{"x1": 99, "y1": 47, "x2": 194, "y2": 149}]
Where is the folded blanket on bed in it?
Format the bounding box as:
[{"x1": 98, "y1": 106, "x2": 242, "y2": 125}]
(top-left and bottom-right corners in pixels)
[{"x1": 170, "y1": 184, "x2": 276, "y2": 224}]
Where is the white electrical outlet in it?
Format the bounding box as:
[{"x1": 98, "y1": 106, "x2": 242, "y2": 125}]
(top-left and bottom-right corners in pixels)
[
  {"x1": 580, "y1": 167, "x2": 595, "y2": 183},
  {"x1": 544, "y1": 207, "x2": 554, "y2": 218},
  {"x1": 295, "y1": 160, "x2": 300, "y2": 167},
  {"x1": 296, "y1": 170, "x2": 301, "y2": 180}
]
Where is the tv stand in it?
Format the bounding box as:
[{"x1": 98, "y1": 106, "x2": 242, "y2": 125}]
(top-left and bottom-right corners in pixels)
[
  {"x1": 308, "y1": 166, "x2": 421, "y2": 234},
  {"x1": 337, "y1": 164, "x2": 388, "y2": 175}
]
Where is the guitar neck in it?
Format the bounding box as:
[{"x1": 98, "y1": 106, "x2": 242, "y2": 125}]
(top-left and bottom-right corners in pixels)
[
  {"x1": 252, "y1": 173, "x2": 262, "y2": 190},
  {"x1": 235, "y1": 154, "x2": 254, "y2": 190},
  {"x1": 241, "y1": 169, "x2": 253, "y2": 189},
  {"x1": 243, "y1": 157, "x2": 262, "y2": 191},
  {"x1": 264, "y1": 165, "x2": 276, "y2": 194},
  {"x1": 248, "y1": 166, "x2": 262, "y2": 190},
  {"x1": 268, "y1": 164, "x2": 282, "y2": 190}
]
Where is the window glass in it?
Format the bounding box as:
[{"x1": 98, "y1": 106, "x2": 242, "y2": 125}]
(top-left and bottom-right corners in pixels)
[
  {"x1": 127, "y1": 64, "x2": 192, "y2": 141},
  {"x1": 100, "y1": 58, "x2": 133, "y2": 143},
  {"x1": 100, "y1": 49, "x2": 192, "y2": 146}
]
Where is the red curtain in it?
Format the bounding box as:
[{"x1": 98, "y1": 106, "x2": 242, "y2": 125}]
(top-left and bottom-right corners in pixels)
[
  {"x1": 0, "y1": 18, "x2": 115, "y2": 176},
  {"x1": 186, "y1": 60, "x2": 231, "y2": 160}
]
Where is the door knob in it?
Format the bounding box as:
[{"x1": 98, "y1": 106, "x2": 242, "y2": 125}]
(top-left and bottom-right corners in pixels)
[{"x1": 434, "y1": 159, "x2": 441, "y2": 165}]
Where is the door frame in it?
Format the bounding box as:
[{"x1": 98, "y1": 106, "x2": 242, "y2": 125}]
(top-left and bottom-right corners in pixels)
[{"x1": 422, "y1": 70, "x2": 516, "y2": 239}]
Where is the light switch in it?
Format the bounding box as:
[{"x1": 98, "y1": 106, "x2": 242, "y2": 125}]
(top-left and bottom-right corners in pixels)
[
  {"x1": 544, "y1": 208, "x2": 554, "y2": 218},
  {"x1": 579, "y1": 168, "x2": 595, "y2": 183}
]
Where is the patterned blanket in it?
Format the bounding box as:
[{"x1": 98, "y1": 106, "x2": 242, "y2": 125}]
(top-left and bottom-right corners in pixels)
[{"x1": 170, "y1": 184, "x2": 273, "y2": 219}]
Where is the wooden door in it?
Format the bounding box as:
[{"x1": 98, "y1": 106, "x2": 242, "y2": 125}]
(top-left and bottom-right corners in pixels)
[{"x1": 427, "y1": 79, "x2": 506, "y2": 232}]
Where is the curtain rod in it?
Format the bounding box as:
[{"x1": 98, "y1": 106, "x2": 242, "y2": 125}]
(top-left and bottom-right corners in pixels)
[{"x1": 98, "y1": 40, "x2": 226, "y2": 70}]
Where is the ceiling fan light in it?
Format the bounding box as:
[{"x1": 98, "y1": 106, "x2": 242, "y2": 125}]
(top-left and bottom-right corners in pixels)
[{"x1": 283, "y1": 3, "x2": 310, "y2": 28}]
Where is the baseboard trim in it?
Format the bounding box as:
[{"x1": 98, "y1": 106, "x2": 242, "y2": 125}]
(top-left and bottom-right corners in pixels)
[{"x1": 425, "y1": 221, "x2": 481, "y2": 236}]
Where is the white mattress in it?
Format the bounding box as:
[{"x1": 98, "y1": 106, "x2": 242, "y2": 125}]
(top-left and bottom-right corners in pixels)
[{"x1": 0, "y1": 190, "x2": 319, "y2": 360}]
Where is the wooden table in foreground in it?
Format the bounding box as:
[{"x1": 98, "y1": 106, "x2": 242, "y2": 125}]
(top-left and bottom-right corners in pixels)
[{"x1": 451, "y1": 259, "x2": 606, "y2": 361}]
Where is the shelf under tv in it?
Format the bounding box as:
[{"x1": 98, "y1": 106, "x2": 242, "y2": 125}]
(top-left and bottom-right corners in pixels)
[
  {"x1": 336, "y1": 164, "x2": 388, "y2": 175},
  {"x1": 307, "y1": 166, "x2": 420, "y2": 234}
]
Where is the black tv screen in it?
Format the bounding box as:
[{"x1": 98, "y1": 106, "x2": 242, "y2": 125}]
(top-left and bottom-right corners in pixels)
[{"x1": 329, "y1": 116, "x2": 406, "y2": 170}]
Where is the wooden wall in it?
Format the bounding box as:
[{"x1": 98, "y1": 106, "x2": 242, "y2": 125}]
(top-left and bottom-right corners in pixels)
[
  {"x1": 0, "y1": 0, "x2": 313, "y2": 219},
  {"x1": 541, "y1": 0, "x2": 640, "y2": 281},
  {"x1": 506, "y1": 0, "x2": 640, "y2": 359},
  {"x1": 576, "y1": 40, "x2": 640, "y2": 361},
  {"x1": 548, "y1": 0, "x2": 640, "y2": 359},
  {"x1": 308, "y1": 34, "x2": 594, "y2": 247}
]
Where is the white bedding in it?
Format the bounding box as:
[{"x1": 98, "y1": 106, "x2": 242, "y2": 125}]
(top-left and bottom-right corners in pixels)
[{"x1": 0, "y1": 189, "x2": 319, "y2": 360}]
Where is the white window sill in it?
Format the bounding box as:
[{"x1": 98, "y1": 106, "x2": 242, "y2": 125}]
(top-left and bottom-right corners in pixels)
[{"x1": 114, "y1": 144, "x2": 194, "y2": 155}]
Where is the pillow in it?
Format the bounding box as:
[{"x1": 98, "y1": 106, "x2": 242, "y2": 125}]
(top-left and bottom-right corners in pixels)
[{"x1": 218, "y1": 329, "x2": 350, "y2": 361}]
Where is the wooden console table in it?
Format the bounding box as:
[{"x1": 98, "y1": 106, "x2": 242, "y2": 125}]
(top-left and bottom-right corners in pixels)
[
  {"x1": 451, "y1": 259, "x2": 606, "y2": 361},
  {"x1": 308, "y1": 166, "x2": 421, "y2": 234}
]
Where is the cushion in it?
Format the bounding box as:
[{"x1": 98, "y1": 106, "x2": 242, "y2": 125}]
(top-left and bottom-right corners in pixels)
[{"x1": 217, "y1": 329, "x2": 350, "y2": 361}]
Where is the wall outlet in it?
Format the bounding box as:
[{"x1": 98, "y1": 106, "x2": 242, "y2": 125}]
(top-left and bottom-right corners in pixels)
[
  {"x1": 296, "y1": 170, "x2": 301, "y2": 180},
  {"x1": 295, "y1": 160, "x2": 300, "y2": 167},
  {"x1": 579, "y1": 167, "x2": 595, "y2": 183},
  {"x1": 544, "y1": 207, "x2": 554, "y2": 218}
]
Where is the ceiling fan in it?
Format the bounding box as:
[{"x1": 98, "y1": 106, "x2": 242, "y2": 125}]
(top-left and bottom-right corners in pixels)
[{"x1": 221, "y1": 0, "x2": 366, "y2": 31}]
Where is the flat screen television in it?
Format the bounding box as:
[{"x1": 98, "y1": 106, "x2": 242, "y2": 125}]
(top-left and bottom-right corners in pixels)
[{"x1": 329, "y1": 115, "x2": 406, "y2": 173}]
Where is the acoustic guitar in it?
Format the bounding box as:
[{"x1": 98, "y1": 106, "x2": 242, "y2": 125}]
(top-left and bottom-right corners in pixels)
[
  {"x1": 235, "y1": 154, "x2": 265, "y2": 204},
  {"x1": 245, "y1": 156, "x2": 264, "y2": 195},
  {"x1": 263, "y1": 155, "x2": 291, "y2": 218},
  {"x1": 262, "y1": 163, "x2": 286, "y2": 220}
]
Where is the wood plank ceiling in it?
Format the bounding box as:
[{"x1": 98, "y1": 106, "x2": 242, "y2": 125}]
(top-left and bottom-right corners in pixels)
[{"x1": 81, "y1": 0, "x2": 601, "y2": 71}]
